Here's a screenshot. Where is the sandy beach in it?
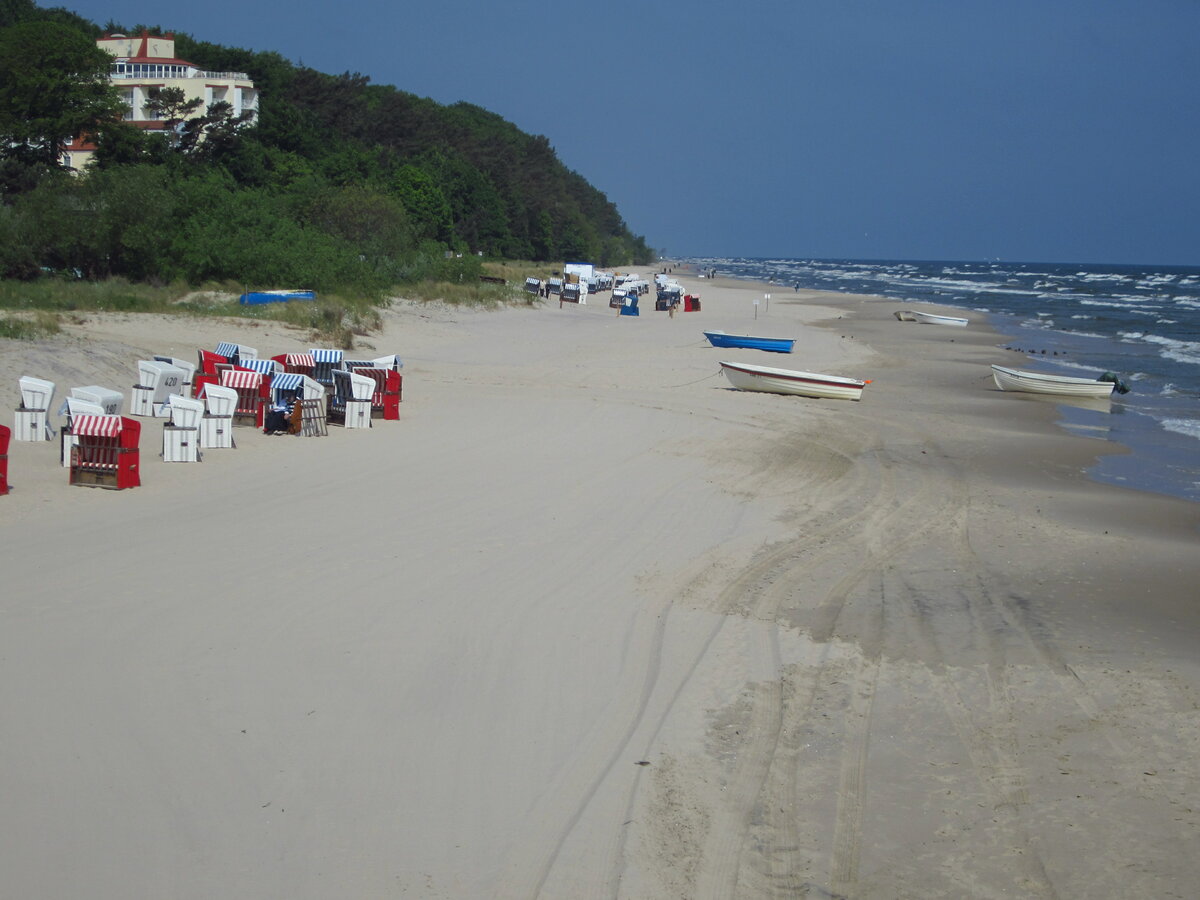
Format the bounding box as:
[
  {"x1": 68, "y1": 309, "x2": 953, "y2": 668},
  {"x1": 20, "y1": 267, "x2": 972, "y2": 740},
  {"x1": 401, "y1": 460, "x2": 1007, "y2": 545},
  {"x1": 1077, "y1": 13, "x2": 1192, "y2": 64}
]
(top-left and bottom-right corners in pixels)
[{"x1": 1, "y1": 271, "x2": 1198, "y2": 899}]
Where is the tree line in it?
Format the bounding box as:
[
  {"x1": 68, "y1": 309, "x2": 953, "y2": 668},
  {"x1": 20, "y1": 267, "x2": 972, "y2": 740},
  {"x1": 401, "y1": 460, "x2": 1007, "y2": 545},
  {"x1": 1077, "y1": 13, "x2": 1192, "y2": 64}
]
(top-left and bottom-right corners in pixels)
[{"x1": 0, "y1": 0, "x2": 654, "y2": 294}]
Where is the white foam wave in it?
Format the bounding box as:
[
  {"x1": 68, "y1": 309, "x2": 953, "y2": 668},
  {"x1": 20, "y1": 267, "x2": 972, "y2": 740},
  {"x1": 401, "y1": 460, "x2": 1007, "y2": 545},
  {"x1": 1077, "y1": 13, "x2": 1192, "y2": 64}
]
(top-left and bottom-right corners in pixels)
[
  {"x1": 1162, "y1": 418, "x2": 1200, "y2": 440},
  {"x1": 1079, "y1": 298, "x2": 1143, "y2": 310},
  {"x1": 1117, "y1": 332, "x2": 1200, "y2": 365}
]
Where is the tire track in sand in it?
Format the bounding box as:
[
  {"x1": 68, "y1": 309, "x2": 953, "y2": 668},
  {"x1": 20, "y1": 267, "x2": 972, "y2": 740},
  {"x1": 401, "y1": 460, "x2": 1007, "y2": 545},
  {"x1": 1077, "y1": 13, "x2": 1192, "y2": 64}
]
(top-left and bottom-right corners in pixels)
[{"x1": 685, "y1": 420, "x2": 964, "y2": 898}]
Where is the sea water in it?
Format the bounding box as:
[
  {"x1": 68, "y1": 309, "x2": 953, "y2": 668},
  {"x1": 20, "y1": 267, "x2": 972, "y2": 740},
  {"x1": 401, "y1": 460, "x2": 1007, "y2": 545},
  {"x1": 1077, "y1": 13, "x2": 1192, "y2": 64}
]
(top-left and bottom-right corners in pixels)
[{"x1": 681, "y1": 257, "x2": 1200, "y2": 504}]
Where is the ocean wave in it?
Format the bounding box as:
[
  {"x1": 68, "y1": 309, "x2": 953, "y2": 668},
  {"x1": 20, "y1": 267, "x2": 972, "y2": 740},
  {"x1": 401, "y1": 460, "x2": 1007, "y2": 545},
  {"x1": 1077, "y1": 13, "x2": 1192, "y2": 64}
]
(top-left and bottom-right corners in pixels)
[
  {"x1": 1117, "y1": 332, "x2": 1200, "y2": 365},
  {"x1": 1162, "y1": 418, "x2": 1200, "y2": 440},
  {"x1": 1142, "y1": 335, "x2": 1200, "y2": 366},
  {"x1": 1075, "y1": 301, "x2": 1167, "y2": 316}
]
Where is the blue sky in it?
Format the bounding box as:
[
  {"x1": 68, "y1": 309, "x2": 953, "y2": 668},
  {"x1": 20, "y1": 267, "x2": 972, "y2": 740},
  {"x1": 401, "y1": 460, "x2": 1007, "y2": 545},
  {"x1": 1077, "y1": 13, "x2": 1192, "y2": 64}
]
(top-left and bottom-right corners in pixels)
[{"x1": 61, "y1": 0, "x2": 1200, "y2": 265}]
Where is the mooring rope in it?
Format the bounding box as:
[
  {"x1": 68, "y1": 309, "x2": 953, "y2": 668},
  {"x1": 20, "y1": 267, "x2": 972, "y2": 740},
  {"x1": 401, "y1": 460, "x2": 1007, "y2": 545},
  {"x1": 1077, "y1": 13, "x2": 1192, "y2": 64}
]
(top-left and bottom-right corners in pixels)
[{"x1": 668, "y1": 369, "x2": 723, "y2": 388}]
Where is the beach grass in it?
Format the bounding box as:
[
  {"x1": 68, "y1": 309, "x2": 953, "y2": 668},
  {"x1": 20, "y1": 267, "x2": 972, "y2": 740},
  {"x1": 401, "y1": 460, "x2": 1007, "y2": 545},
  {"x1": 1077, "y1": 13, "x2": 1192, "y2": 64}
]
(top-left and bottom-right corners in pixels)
[
  {"x1": 0, "y1": 310, "x2": 62, "y2": 340},
  {"x1": 0, "y1": 261, "x2": 559, "y2": 342}
]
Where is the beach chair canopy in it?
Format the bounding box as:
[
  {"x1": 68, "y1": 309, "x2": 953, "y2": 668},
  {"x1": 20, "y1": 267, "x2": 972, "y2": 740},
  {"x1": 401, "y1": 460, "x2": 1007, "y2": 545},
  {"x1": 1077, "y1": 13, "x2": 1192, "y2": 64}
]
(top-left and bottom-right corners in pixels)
[
  {"x1": 63, "y1": 397, "x2": 104, "y2": 421},
  {"x1": 70, "y1": 385, "x2": 123, "y2": 416},
  {"x1": 215, "y1": 343, "x2": 257, "y2": 363},
  {"x1": 285, "y1": 353, "x2": 315, "y2": 368},
  {"x1": 372, "y1": 355, "x2": 403, "y2": 370},
  {"x1": 333, "y1": 369, "x2": 373, "y2": 402},
  {"x1": 137, "y1": 360, "x2": 186, "y2": 391},
  {"x1": 235, "y1": 357, "x2": 280, "y2": 376},
  {"x1": 271, "y1": 373, "x2": 323, "y2": 400},
  {"x1": 218, "y1": 369, "x2": 262, "y2": 390},
  {"x1": 351, "y1": 366, "x2": 388, "y2": 396},
  {"x1": 310, "y1": 349, "x2": 343, "y2": 386},
  {"x1": 200, "y1": 383, "x2": 238, "y2": 417},
  {"x1": 154, "y1": 356, "x2": 196, "y2": 381},
  {"x1": 198, "y1": 348, "x2": 228, "y2": 370},
  {"x1": 72, "y1": 414, "x2": 123, "y2": 437},
  {"x1": 19, "y1": 376, "x2": 55, "y2": 410},
  {"x1": 166, "y1": 394, "x2": 204, "y2": 428}
]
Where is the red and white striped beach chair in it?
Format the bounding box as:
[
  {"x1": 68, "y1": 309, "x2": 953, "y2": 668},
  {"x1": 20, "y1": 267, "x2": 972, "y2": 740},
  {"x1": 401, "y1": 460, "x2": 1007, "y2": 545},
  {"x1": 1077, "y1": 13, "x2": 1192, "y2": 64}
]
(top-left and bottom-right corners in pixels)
[
  {"x1": 60, "y1": 396, "x2": 104, "y2": 467},
  {"x1": 69, "y1": 415, "x2": 140, "y2": 489},
  {"x1": 219, "y1": 368, "x2": 265, "y2": 427},
  {"x1": 270, "y1": 352, "x2": 316, "y2": 378}
]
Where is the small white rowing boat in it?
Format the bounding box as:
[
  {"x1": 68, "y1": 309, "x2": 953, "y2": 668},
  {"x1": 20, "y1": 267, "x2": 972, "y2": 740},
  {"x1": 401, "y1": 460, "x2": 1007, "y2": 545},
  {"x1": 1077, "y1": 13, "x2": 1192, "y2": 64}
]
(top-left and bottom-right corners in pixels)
[
  {"x1": 912, "y1": 311, "x2": 968, "y2": 327},
  {"x1": 990, "y1": 365, "x2": 1124, "y2": 398},
  {"x1": 719, "y1": 361, "x2": 869, "y2": 401}
]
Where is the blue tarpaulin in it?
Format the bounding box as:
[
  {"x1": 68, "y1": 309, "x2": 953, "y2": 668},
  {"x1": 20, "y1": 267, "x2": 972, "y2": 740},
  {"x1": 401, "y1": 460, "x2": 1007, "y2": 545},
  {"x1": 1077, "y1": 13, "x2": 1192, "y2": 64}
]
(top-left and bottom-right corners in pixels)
[{"x1": 239, "y1": 290, "x2": 316, "y2": 305}]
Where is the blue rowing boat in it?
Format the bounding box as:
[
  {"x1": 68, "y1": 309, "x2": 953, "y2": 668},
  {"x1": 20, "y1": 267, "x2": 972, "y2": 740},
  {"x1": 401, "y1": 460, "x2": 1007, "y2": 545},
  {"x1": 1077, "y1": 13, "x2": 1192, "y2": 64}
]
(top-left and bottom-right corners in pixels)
[{"x1": 703, "y1": 330, "x2": 795, "y2": 353}]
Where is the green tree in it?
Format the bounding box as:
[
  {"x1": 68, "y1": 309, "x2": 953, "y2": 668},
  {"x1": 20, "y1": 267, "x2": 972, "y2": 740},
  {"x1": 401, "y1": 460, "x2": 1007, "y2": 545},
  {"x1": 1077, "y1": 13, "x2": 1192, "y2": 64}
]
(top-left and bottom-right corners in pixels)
[
  {"x1": 392, "y1": 164, "x2": 452, "y2": 242},
  {"x1": 0, "y1": 21, "x2": 124, "y2": 169},
  {"x1": 141, "y1": 85, "x2": 202, "y2": 148},
  {"x1": 303, "y1": 183, "x2": 414, "y2": 261},
  {"x1": 0, "y1": 0, "x2": 37, "y2": 28}
]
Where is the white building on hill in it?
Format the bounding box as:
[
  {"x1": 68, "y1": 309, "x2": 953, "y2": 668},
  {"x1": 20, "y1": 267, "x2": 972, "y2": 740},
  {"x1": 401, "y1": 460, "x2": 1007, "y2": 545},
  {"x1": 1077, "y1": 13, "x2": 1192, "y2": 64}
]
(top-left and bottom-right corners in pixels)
[{"x1": 62, "y1": 30, "x2": 258, "y2": 171}]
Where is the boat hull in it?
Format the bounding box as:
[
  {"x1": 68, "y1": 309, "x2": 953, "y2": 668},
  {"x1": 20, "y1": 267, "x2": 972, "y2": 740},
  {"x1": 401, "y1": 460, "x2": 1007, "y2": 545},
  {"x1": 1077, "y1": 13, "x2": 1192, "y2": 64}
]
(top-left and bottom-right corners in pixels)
[
  {"x1": 704, "y1": 331, "x2": 795, "y2": 353},
  {"x1": 990, "y1": 365, "x2": 1116, "y2": 398},
  {"x1": 912, "y1": 311, "x2": 968, "y2": 327},
  {"x1": 719, "y1": 361, "x2": 867, "y2": 401}
]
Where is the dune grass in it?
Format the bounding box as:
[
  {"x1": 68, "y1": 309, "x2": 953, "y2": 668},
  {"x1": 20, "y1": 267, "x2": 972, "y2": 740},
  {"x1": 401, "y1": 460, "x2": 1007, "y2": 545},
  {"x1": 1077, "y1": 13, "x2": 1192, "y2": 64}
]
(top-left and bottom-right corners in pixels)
[
  {"x1": 0, "y1": 261, "x2": 560, "y2": 342},
  {"x1": 0, "y1": 311, "x2": 62, "y2": 340}
]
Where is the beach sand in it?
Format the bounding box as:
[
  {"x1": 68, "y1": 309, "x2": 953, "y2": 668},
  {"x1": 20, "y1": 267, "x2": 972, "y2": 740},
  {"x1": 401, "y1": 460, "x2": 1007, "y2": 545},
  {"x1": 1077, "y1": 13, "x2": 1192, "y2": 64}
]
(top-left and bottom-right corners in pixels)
[{"x1": 1, "y1": 272, "x2": 1197, "y2": 898}]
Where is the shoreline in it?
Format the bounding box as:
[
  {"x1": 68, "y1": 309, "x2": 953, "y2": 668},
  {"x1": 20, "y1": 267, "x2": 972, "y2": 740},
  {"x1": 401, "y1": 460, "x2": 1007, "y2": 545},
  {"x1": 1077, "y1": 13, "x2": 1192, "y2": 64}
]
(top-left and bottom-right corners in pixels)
[
  {"x1": 681, "y1": 261, "x2": 1200, "y2": 506},
  {"x1": 2, "y1": 274, "x2": 1198, "y2": 897}
]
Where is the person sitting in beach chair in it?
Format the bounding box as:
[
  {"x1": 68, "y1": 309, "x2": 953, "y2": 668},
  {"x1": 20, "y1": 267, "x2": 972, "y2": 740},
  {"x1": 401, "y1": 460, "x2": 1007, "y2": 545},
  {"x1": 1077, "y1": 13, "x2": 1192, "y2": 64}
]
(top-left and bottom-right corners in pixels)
[{"x1": 263, "y1": 396, "x2": 294, "y2": 435}]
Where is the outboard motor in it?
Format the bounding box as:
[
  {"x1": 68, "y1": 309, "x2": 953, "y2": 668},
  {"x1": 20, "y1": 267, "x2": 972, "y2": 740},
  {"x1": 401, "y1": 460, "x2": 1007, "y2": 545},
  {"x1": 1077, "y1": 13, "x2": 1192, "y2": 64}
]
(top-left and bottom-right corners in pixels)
[{"x1": 1098, "y1": 372, "x2": 1131, "y2": 394}]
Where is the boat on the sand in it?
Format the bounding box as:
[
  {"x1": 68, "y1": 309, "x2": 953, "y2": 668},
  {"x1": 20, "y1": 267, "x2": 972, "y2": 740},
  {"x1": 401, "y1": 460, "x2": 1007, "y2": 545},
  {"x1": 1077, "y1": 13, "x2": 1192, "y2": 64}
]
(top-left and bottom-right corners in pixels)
[
  {"x1": 895, "y1": 310, "x2": 968, "y2": 326},
  {"x1": 719, "y1": 360, "x2": 868, "y2": 401},
  {"x1": 703, "y1": 330, "x2": 795, "y2": 353},
  {"x1": 990, "y1": 365, "x2": 1128, "y2": 397}
]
